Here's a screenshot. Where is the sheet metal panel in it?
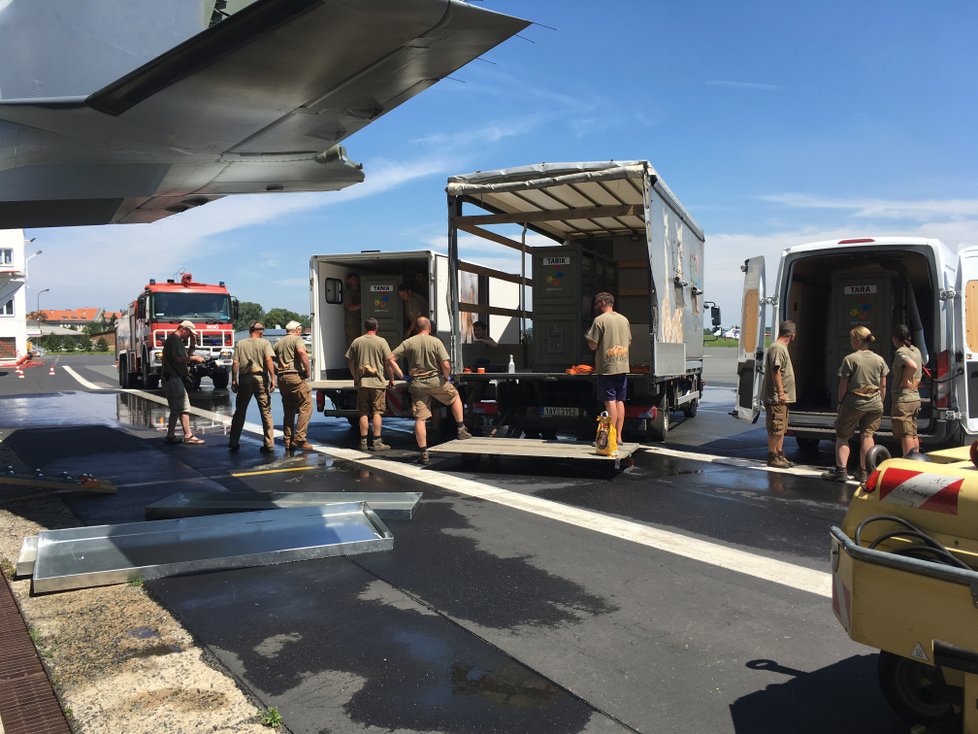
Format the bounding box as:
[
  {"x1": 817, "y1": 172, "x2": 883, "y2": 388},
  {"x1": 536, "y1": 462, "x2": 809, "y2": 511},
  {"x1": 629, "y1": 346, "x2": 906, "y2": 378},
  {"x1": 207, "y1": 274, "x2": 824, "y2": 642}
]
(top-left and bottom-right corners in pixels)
[
  {"x1": 15, "y1": 535, "x2": 37, "y2": 577},
  {"x1": 31, "y1": 503, "x2": 392, "y2": 594},
  {"x1": 144, "y1": 491, "x2": 423, "y2": 521}
]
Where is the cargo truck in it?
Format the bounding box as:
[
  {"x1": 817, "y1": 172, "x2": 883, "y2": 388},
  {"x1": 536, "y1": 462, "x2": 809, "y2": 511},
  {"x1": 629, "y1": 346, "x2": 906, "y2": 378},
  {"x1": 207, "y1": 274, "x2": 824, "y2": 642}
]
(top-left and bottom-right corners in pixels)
[
  {"x1": 445, "y1": 160, "x2": 718, "y2": 442},
  {"x1": 735, "y1": 237, "x2": 978, "y2": 451},
  {"x1": 309, "y1": 250, "x2": 518, "y2": 422}
]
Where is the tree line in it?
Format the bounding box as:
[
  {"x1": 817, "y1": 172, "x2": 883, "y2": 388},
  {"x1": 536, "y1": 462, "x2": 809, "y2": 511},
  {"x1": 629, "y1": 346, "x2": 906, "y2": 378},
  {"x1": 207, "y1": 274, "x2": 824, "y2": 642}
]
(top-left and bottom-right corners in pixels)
[{"x1": 234, "y1": 303, "x2": 310, "y2": 332}]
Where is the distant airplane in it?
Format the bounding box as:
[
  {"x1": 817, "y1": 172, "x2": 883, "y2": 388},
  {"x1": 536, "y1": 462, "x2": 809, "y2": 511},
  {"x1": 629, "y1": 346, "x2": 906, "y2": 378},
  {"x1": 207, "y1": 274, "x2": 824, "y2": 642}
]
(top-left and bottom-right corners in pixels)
[{"x1": 0, "y1": 0, "x2": 529, "y2": 228}]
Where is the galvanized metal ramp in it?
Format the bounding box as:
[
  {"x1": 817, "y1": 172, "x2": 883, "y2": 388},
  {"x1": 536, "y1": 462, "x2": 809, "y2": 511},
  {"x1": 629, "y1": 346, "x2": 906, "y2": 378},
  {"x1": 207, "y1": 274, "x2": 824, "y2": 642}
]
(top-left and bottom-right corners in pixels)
[
  {"x1": 144, "y1": 491, "x2": 423, "y2": 521},
  {"x1": 427, "y1": 437, "x2": 638, "y2": 469},
  {"x1": 29, "y1": 502, "x2": 393, "y2": 594}
]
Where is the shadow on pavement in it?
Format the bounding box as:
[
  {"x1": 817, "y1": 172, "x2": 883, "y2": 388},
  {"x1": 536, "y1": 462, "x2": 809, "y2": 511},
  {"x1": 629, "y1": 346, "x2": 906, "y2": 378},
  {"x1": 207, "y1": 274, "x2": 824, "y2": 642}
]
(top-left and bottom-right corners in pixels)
[{"x1": 730, "y1": 655, "x2": 906, "y2": 733}]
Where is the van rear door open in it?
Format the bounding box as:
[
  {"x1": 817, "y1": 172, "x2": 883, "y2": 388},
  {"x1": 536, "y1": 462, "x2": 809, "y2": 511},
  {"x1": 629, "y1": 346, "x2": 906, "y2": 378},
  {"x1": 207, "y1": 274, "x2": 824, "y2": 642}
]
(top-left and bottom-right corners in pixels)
[
  {"x1": 735, "y1": 256, "x2": 767, "y2": 422},
  {"x1": 954, "y1": 247, "x2": 978, "y2": 434}
]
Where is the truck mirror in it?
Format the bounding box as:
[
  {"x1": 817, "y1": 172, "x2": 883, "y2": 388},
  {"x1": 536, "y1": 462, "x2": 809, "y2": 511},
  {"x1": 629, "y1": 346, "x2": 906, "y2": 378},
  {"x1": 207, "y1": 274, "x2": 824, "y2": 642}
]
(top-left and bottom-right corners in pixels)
[
  {"x1": 711, "y1": 306, "x2": 721, "y2": 327},
  {"x1": 136, "y1": 295, "x2": 146, "y2": 319},
  {"x1": 231, "y1": 297, "x2": 239, "y2": 321}
]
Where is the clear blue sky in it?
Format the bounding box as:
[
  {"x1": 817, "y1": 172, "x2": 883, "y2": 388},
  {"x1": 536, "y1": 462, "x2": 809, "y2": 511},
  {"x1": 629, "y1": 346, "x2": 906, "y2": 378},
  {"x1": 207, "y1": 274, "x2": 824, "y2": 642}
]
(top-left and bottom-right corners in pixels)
[{"x1": 25, "y1": 1, "x2": 978, "y2": 326}]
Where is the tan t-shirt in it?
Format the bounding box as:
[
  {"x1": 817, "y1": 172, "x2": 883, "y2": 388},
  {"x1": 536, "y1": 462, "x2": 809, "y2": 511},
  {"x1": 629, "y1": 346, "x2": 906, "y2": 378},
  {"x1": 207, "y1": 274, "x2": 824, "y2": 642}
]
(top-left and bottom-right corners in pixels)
[
  {"x1": 840, "y1": 349, "x2": 889, "y2": 411},
  {"x1": 585, "y1": 311, "x2": 631, "y2": 375},
  {"x1": 891, "y1": 344, "x2": 922, "y2": 402},
  {"x1": 761, "y1": 340, "x2": 795, "y2": 404},
  {"x1": 234, "y1": 337, "x2": 273, "y2": 374},
  {"x1": 273, "y1": 334, "x2": 306, "y2": 375},
  {"x1": 344, "y1": 288, "x2": 361, "y2": 344},
  {"x1": 392, "y1": 333, "x2": 448, "y2": 382},
  {"x1": 346, "y1": 333, "x2": 392, "y2": 388},
  {"x1": 403, "y1": 292, "x2": 429, "y2": 333}
]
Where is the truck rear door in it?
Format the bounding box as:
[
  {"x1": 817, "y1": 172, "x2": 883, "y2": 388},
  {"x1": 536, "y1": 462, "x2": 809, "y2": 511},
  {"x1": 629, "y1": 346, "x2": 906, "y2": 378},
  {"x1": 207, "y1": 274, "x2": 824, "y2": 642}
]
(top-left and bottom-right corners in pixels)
[
  {"x1": 735, "y1": 256, "x2": 767, "y2": 422},
  {"x1": 954, "y1": 247, "x2": 978, "y2": 434}
]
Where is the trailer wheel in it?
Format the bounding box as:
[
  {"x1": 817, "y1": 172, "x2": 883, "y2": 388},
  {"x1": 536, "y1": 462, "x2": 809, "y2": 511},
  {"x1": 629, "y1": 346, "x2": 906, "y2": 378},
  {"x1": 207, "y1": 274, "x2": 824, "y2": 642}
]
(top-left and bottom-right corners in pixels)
[
  {"x1": 681, "y1": 399, "x2": 698, "y2": 418},
  {"x1": 877, "y1": 651, "x2": 959, "y2": 725},
  {"x1": 649, "y1": 395, "x2": 670, "y2": 442}
]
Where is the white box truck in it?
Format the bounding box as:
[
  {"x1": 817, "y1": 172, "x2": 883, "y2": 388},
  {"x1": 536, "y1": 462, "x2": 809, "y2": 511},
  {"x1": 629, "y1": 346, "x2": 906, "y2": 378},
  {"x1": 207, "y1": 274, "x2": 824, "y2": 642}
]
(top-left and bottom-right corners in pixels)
[
  {"x1": 308, "y1": 250, "x2": 518, "y2": 422},
  {"x1": 445, "y1": 160, "x2": 719, "y2": 442},
  {"x1": 735, "y1": 236, "x2": 978, "y2": 451}
]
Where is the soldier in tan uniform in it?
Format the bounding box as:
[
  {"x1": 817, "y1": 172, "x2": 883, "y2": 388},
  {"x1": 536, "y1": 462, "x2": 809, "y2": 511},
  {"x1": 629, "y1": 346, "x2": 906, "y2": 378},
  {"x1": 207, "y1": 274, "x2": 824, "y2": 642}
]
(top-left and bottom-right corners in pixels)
[
  {"x1": 346, "y1": 316, "x2": 394, "y2": 452},
  {"x1": 273, "y1": 320, "x2": 313, "y2": 452},
  {"x1": 229, "y1": 322, "x2": 277, "y2": 452},
  {"x1": 387, "y1": 316, "x2": 471, "y2": 465},
  {"x1": 398, "y1": 281, "x2": 429, "y2": 339},
  {"x1": 822, "y1": 325, "x2": 889, "y2": 483}
]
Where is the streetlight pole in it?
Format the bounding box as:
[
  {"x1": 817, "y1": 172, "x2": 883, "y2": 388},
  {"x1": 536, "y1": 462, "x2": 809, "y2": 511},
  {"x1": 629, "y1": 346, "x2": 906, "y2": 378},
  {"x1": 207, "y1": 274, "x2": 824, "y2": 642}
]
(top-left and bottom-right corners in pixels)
[
  {"x1": 37, "y1": 288, "x2": 50, "y2": 321},
  {"x1": 24, "y1": 248, "x2": 41, "y2": 278}
]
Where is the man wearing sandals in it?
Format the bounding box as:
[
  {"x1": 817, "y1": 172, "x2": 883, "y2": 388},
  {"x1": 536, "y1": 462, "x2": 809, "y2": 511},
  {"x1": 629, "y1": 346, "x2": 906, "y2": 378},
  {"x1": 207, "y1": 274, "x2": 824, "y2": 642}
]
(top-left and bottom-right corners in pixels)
[{"x1": 162, "y1": 320, "x2": 206, "y2": 445}]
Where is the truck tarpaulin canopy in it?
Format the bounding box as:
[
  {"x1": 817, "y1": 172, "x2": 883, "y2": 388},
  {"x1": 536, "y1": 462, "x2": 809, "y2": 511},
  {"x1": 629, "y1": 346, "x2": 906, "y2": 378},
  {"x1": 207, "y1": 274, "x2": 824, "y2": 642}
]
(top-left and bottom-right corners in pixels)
[{"x1": 446, "y1": 161, "x2": 703, "y2": 242}]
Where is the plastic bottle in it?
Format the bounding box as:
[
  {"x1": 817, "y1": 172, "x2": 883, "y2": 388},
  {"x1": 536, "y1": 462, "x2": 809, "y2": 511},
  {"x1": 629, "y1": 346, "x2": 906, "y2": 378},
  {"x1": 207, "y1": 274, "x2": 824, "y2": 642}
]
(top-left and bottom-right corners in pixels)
[{"x1": 507, "y1": 354, "x2": 516, "y2": 373}]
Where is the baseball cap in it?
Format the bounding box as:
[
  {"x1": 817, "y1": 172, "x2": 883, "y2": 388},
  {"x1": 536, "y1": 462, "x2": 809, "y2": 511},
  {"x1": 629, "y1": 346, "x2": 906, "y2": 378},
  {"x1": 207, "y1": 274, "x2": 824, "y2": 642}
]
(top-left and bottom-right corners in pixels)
[
  {"x1": 285, "y1": 320, "x2": 302, "y2": 331},
  {"x1": 178, "y1": 320, "x2": 198, "y2": 336}
]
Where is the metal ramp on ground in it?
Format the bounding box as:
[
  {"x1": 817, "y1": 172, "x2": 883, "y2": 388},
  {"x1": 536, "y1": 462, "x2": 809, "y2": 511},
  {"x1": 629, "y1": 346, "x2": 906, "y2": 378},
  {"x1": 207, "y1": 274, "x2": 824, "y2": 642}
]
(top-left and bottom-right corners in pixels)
[
  {"x1": 144, "y1": 491, "x2": 423, "y2": 521},
  {"x1": 25, "y1": 502, "x2": 393, "y2": 593}
]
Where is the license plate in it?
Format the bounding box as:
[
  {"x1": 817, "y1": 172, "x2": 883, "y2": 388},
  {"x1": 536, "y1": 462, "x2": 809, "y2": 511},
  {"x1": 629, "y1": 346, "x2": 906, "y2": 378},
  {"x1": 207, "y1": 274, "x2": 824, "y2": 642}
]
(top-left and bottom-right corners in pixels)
[{"x1": 542, "y1": 406, "x2": 580, "y2": 417}]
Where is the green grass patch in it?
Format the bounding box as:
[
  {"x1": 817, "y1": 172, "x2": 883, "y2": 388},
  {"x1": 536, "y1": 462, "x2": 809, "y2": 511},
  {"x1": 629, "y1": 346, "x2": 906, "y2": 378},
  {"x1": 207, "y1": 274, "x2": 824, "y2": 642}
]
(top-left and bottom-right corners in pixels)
[{"x1": 259, "y1": 707, "x2": 284, "y2": 728}]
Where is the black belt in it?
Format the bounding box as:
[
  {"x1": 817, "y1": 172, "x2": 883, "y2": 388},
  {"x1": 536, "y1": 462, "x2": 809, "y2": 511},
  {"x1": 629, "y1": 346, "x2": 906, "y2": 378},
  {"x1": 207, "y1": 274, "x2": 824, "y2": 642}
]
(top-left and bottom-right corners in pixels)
[
  {"x1": 242, "y1": 371, "x2": 264, "y2": 376},
  {"x1": 278, "y1": 370, "x2": 298, "y2": 375}
]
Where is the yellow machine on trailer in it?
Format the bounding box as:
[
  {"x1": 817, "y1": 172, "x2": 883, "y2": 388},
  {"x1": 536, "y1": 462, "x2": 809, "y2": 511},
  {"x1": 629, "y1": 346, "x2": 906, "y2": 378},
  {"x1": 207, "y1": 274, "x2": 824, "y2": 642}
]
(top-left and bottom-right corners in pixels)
[{"x1": 831, "y1": 444, "x2": 978, "y2": 731}]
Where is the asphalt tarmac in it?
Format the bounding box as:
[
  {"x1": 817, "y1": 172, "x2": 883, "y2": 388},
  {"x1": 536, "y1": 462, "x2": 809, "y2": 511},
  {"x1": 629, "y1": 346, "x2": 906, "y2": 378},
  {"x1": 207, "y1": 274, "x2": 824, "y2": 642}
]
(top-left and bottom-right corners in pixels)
[{"x1": 0, "y1": 352, "x2": 907, "y2": 733}]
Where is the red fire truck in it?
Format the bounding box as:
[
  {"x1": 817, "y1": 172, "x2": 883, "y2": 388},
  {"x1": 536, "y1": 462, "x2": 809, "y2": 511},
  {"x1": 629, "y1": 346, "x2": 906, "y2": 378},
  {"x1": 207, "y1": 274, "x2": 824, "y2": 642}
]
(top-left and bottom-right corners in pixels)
[{"x1": 116, "y1": 273, "x2": 238, "y2": 390}]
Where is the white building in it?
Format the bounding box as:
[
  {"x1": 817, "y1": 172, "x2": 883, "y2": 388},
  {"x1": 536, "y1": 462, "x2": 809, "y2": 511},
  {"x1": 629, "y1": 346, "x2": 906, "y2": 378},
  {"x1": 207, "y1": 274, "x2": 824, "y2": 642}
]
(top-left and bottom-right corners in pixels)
[{"x1": 0, "y1": 229, "x2": 30, "y2": 363}]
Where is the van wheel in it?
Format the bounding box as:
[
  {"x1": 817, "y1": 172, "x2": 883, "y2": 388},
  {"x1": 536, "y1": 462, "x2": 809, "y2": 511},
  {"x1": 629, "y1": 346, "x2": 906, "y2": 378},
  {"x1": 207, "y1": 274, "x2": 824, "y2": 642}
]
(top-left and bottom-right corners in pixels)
[
  {"x1": 681, "y1": 399, "x2": 698, "y2": 418},
  {"x1": 649, "y1": 395, "x2": 670, "y2": 442},
  {"x1": 877, "y1": 651, "x2": 959, "y2": 725}
]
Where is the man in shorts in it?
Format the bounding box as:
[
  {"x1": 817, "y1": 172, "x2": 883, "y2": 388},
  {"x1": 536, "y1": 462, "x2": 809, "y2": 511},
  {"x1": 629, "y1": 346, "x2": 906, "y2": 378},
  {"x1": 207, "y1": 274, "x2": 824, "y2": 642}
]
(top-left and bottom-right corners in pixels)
[
  {"x1": 387, "y1": 316, "x2": 471, "y2": 464},
  {"x1": 760, "y1": 320, "x2": 797, "y2": 468},
  {"x1": 346, "y1": 317, "x2": 393, "y2": 452},
  {"x1": 161, "y1": 320, "x2": 206, "y2": 445},
  {"x1": 585, "y1": 292, "x2": 631, "y2": 447}
]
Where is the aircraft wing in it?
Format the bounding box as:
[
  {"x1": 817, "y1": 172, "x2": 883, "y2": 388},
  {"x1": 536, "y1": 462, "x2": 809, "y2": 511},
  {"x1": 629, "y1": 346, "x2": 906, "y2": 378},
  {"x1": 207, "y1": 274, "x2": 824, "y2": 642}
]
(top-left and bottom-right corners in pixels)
[{"x1": 0, "y1": 0, "x2": 529, "y2": 228}]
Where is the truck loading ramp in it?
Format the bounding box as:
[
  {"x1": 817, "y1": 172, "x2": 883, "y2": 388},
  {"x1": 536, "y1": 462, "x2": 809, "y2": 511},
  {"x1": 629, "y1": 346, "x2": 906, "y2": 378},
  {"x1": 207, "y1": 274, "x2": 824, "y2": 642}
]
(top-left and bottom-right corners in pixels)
[{"x1": 428, "y1": 437, "x2": 637, "y2": 469}]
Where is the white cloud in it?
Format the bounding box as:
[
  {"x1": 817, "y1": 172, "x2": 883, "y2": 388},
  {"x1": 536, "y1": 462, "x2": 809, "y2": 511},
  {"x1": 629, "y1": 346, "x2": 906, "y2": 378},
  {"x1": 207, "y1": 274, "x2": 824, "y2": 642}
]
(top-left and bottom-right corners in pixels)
[
  {"x1": 762, "y1": 193, "x2": 978, "y2": 220},
  {"x1": 25, "y1": 156, "x2": 461, "y2": 310},
  {"x1": 707, "y1": 80, "x2": 780, "y2": 92}
]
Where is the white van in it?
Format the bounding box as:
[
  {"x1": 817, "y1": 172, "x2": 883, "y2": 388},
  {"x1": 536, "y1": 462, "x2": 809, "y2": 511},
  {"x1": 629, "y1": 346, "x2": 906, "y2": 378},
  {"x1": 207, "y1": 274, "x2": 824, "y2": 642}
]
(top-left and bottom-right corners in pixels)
[{"x1": 735, "y1": 236, "x2": 978, "y2": 451}]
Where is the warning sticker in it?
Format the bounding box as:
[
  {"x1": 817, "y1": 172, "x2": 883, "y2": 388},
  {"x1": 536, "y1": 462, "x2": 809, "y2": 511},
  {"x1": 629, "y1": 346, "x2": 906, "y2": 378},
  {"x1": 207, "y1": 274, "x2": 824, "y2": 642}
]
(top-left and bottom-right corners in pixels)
[
  {"x1": 878, "y1": 468, "x2": 963, "y2": 515},
  {"x1": 910, "y1": 643, "x2": 929, "y2": 662}
]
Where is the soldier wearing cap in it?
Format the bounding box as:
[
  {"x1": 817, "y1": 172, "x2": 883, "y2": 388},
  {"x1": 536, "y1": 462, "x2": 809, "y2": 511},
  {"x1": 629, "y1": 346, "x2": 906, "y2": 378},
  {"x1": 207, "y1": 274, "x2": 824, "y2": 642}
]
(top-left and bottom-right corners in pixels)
[
  {"x1": 162, "y1": 320, "x2": 206, "y2": 445},
  {"x1": 273, "y1": 320, "x2": 313, "y2": 451},
  {"x1": 229, "y1": 322, "x2": 277, "y2": 452}
]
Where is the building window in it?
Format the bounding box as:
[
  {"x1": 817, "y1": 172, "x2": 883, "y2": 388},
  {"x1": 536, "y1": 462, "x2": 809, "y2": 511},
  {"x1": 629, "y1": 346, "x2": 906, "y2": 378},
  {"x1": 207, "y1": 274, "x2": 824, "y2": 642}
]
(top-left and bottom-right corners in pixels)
[
  {"x1": 0, "y1": 249, "x2": 12, "y2": 266},
  {"x1": 0, "y1": 299, "x2": 13, "y2": 316}
]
